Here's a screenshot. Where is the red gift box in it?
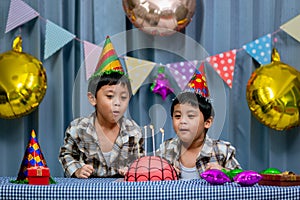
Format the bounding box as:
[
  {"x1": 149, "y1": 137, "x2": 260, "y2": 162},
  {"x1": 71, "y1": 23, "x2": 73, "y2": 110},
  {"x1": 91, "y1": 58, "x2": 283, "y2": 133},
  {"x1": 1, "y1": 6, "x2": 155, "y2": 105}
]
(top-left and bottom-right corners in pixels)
[{"x1": 28, "y1": 166, "x2": 50, "y2": 185}]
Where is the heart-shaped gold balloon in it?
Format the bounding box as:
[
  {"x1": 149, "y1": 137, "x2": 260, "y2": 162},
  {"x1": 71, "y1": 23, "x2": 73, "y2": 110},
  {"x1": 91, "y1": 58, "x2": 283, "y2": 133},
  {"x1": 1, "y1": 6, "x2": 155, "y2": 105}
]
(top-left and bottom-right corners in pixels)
[
  {"x1": 122, "y1": 0, "x2": 196, "y2": 36},
  {"x1": 0, "y1": 36, "x2": 47, "y2": 119},
  {"x1": 246, "y1": 48, "x2": 300, "y2": 131}
]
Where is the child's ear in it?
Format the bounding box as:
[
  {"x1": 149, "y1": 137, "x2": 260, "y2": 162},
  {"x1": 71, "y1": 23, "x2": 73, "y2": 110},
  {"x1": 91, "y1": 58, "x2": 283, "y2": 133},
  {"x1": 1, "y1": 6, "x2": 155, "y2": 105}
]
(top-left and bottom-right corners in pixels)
[
  {"x1": 204, "y1": 116, "x2": 213, "y2": 129},
  {"x1": 87, "y1": 92, "x2": 96, "y2": 106}
]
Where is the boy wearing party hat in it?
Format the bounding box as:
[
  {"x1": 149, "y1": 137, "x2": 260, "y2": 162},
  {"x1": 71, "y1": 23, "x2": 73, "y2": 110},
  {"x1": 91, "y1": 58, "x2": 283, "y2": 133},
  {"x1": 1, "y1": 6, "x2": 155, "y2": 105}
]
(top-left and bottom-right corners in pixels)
[
  {"x1": 157, "y1": 70, "x2": 241, "y2": 179},
  {"x1": 59, "y1": 36, "x2": 144, "y2": 178}
]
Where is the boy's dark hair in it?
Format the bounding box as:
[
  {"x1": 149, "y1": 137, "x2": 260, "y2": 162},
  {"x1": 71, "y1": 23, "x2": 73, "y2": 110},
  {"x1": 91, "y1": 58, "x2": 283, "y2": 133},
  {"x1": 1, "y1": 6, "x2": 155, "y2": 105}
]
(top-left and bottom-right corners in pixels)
[
  {"x1": 171, "y1": 91, "x2": 214, "y2": 122},
  {"x1": 88, "y1": 71, "x2": 132, "y2": 97}
]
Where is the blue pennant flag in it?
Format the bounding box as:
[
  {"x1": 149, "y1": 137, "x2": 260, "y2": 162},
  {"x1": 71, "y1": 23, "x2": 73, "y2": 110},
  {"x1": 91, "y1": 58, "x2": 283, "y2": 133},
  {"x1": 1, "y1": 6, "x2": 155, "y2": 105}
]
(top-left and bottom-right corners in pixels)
[
  {"x1": 243, "y1": 34, "x2": 272, "y2": 65},
  {"x1": 44, "y1": 20, "x2": 75, "y2": 60}
]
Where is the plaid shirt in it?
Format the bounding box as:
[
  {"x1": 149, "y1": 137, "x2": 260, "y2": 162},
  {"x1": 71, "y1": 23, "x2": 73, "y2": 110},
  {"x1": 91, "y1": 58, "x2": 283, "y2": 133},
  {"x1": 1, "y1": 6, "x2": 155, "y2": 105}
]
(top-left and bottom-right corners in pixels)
[
  {"x1": 59, "y1": 112, "x2": 144, "y2": 178},
  {"x1": 157, "y1": 135, "x2": 241, "y2": 177}
]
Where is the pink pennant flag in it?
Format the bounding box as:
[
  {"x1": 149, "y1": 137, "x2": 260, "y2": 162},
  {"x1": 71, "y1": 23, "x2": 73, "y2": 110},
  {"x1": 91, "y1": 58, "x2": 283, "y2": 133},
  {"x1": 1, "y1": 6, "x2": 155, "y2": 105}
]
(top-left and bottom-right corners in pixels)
[
  {"x1": 206, "y1": 50, "x2": 236, "y2": 88},
  {"x1": 83, "y1": 41, "x2": 103, "y2": 80},
  {"x1": 5, "y1": 0, "x2": 40, "y2": 33},
  {"x1": 166, "y1": 60, "x2": 198, "y2": 90}
]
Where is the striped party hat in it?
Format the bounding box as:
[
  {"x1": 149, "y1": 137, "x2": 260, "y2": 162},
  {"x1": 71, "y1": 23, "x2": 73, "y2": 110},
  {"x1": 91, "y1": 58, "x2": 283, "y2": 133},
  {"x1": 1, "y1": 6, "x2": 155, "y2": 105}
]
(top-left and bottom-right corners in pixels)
[
  {"x1": 16, "y1": 130, "x2": 48, "y2": 181},
  {"x1": 91, "y1": 36, "x2": 124, "y2": 79},
  {"x1": 186, "y1": 69, "x2": 209, "y2": 97}
]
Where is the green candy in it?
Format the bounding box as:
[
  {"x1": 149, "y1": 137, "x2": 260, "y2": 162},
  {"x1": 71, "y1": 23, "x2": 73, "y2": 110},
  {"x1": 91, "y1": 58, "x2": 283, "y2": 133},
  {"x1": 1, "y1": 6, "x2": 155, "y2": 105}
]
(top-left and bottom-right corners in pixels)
[
  {"x1": 260, "y1": 168, "x2": 281, "y2": 175},
  {"x1": 222, "y1": 169, "x2": 244, "y2": 180},
  {"x1": 227, "y1": 169, "x2": 244, "y2": 179}
]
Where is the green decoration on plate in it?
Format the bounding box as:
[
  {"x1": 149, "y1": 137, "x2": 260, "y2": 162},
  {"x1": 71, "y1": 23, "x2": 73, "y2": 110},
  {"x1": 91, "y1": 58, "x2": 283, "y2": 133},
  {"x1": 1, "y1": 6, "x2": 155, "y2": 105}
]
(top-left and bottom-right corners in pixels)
[{"x1": 260, "y1": 168, "x2": 281, "y2": 175}]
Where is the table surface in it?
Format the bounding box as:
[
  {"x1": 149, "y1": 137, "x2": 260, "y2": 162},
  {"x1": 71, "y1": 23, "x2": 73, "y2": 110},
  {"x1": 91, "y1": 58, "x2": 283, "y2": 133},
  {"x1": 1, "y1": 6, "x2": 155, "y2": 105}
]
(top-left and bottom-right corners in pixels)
[{"x1": 1, "y1": 177, "x2": 300, "y2": 200}]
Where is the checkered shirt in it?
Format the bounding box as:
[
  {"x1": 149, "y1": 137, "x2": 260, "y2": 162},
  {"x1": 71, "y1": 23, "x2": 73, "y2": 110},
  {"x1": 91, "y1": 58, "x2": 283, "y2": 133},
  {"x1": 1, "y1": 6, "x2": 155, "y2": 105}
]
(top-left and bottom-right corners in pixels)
[
  {"x1": 157, "y1": 135, "x2": 241, "y2": 177},
  {"x1": 58, "y1": 112, "x2": 144, "y2": 177}
]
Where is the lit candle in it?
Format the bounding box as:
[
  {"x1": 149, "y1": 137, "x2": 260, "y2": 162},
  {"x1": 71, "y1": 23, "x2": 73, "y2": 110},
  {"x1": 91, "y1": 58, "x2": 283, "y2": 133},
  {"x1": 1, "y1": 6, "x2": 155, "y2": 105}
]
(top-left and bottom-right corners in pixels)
[
  {"x1": 137, "y1": 138, "x2": 140, "y2": 158},
  {"x1": 149, "y1": 125, "x2": 155, "y2": 156},
  {"x1": 160, "y1": 128, "x2": 164, "y2": 158},
  {"x1": 144, "y1": 126, "x2": 147, "y2": 156}
]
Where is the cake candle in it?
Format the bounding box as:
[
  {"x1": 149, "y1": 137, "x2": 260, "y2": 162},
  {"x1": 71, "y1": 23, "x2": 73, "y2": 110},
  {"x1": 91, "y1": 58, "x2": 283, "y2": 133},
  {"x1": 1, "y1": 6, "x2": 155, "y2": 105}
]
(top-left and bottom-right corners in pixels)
[
  {"x1": 143, "y1": 126, "x2": 147, "y2": 156},
  {"x1": 149, "y1": 125, "x2": 155, "y2": 156},
  {"x1": 160, "y1": 128, "x2": 164, "y2": 158},
  {"x1": 137, "y1": 139, "x2": 140, "y2": 158}
]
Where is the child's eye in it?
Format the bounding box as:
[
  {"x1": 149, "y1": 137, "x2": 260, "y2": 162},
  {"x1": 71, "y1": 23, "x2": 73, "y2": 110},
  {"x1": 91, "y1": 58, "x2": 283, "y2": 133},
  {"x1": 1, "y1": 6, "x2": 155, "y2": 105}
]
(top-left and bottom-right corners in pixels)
[
  {"x1": 174, "y1": 114, "x2": 181, "y2": 119},
  {"x1": 106, "y1": 95, "x2": 113, "y2": 99},
  {"x1": 121, "y1": 96, "x2": 128, "y2": 100},
  {"x1": 188, "y1": 115, "x2": 195, "y2": 118}
]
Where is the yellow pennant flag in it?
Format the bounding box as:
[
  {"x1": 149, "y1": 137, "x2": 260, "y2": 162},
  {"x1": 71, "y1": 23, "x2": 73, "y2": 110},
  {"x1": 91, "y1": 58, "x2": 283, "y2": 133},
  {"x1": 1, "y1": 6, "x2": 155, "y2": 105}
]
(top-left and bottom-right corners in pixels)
[
  {"x1": 280, "y1": 14, "x2": 300, "y2": 43},
  {"x1": 124, "y1": 56, "x2": 156, "y2": 95}
]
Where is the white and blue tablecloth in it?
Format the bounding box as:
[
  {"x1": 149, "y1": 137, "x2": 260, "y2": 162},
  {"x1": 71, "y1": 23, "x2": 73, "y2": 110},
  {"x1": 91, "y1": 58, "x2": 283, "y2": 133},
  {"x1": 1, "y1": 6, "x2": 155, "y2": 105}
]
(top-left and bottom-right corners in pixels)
[{"x1": 1, "y1": 177, "x2": 300, "y2": 200}]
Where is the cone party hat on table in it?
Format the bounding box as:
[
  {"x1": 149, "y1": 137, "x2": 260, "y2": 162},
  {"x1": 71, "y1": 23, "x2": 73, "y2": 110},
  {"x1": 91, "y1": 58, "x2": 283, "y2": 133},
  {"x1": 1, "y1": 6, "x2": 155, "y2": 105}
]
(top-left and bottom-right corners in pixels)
[
  {"x1": 17, "y1": 130, "x2": 48, "y2": 181},
  {"x1": 186, "y1": 69, "x2": 209, "y2": 97},
  {"x1": 90, "y1": 36, "x2": 124, "y2": 79}
]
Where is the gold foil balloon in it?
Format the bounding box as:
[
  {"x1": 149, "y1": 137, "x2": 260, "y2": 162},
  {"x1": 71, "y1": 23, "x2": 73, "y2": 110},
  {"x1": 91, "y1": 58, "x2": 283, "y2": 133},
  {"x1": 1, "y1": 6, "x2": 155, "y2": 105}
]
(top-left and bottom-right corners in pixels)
[
  {"x1": 246, "y1": 48, "x2": 300, "y2": 131},
  {"x1": 122, "y1": 0, "x2": 196, "y2": 36},
  {"x1": 0, "y1": 36, "x2": 47, "y2": 119}
]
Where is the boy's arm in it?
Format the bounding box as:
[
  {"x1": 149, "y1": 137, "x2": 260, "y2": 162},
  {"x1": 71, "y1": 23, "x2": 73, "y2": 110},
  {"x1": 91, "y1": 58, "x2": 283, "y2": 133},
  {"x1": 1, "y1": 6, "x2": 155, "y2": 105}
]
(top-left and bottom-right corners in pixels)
[{"x1": 58, "y1": 128, "x2": 84, "y2": 177}]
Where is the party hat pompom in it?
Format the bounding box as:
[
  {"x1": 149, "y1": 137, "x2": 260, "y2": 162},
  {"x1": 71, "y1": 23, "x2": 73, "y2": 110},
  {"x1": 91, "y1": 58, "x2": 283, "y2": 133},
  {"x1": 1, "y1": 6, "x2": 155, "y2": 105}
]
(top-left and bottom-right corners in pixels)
[
  {"x1": 90, "y1": 36, "x2": 124, "y2": 79},
  {"x1": 186, "y1": 69, "x2": 209, "y2": 97},
  {"x1": 16, "y1": 130, "x2": 48, "y2": 181}
]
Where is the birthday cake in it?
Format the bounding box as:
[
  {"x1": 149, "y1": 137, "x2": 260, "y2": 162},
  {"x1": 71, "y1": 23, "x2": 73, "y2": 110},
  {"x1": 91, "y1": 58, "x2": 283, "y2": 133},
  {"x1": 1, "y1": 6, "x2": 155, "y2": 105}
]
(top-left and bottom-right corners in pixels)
[{"x1": 125, "y1": 156, "x2": 178, "y2": 182}]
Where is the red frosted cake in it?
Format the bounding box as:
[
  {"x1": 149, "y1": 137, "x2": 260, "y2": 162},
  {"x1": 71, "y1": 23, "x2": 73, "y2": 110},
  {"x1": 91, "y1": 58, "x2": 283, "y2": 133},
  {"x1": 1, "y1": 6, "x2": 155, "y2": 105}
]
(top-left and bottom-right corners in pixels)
[{"x1": 125, "y1": 156, "x2": 178, "y2": 182}]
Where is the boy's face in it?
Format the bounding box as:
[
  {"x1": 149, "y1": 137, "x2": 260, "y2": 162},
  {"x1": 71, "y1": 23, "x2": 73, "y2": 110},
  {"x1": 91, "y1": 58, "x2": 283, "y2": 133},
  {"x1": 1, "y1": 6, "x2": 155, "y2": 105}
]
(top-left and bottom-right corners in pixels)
[
  {"x1": 89, "y1": 83, "x2": 130, "y2": 124},
  {"x1": 172, "y1": 103, "x2": 212, "y2": 145}
]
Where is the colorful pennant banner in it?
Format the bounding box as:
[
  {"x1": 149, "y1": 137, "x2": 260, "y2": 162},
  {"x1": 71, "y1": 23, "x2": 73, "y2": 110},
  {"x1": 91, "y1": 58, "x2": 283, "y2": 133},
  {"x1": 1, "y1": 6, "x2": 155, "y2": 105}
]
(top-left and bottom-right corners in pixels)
[{"x1": 3, "y1": 0, "x2": 300, "y2": 94}]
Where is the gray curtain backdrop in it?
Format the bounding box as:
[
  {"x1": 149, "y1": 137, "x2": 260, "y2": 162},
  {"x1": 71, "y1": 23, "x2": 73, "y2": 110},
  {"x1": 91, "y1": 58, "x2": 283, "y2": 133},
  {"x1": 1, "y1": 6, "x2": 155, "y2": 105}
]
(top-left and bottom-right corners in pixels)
[{"x1": 0, "y1": 0, "x2": 300, "y2": 177}]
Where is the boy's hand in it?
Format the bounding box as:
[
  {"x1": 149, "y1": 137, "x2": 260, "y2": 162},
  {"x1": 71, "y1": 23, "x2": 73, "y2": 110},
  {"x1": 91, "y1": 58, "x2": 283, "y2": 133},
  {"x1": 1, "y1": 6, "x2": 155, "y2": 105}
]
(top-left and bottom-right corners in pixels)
[
  {"x1": 118, "y1": 167, "x2": 129, "y2": 176},
  {"x1": 173, "y1": 165, "x2": 181, "y2": 175},
  {"x1": 74, "y1": 164, "x2": 94, "y2": 178},
  {"x1": 205, "y1": 162, "x2": 224, "y2": 171}
]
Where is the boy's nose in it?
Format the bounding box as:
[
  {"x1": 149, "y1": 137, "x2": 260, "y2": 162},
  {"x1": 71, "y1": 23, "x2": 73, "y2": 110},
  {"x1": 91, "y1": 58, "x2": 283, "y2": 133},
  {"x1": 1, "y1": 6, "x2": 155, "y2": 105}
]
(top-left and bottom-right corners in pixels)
[
  {"x1": 179, "y1": 116, "x2": 188, "y2": 124},
  {"x1": 113, "y1": 98, "x2": 121, "y2": 106}
]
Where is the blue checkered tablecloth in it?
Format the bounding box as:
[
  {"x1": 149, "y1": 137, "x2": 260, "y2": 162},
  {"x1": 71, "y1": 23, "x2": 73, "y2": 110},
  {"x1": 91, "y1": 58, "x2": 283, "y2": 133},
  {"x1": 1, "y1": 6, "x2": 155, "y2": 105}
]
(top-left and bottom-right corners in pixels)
[{"x1": 1, "y1": 177, "x2": 300, "y2": 200}]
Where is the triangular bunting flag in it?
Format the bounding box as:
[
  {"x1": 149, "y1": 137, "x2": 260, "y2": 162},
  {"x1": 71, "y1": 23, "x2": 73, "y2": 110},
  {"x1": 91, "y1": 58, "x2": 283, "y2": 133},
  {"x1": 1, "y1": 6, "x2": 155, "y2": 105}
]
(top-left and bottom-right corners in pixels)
[
  {"x1": 198, "y1": 61, "x2": 205, "y2": 75},
  {"x1": 5, "y1": 0, "x2": 40, "y2": 33},
  {"x1": 83, "y1": 41, "x2": 103, "y2": 80},
  {"x1": 44, "y1": 20, "x2": 75, "y2": 60},
  {"x1": 206, "y1": 49, "x2": 236, "y2": 88},
  {"x1": 280, "y1": 14, "x2": 300, "y2": 43},
  {"x1": 166, "y1": 60, "x2": 198, "y2": 91},
  {"x1": 16, "y1": 130, "x2": 48, "y2": 181},
  {"x1": 243, "y1": 34, "x2": 272, "y2": 65},
  {"x1": 124, "y1": 56, "x2": 156, "y2": 95}
]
